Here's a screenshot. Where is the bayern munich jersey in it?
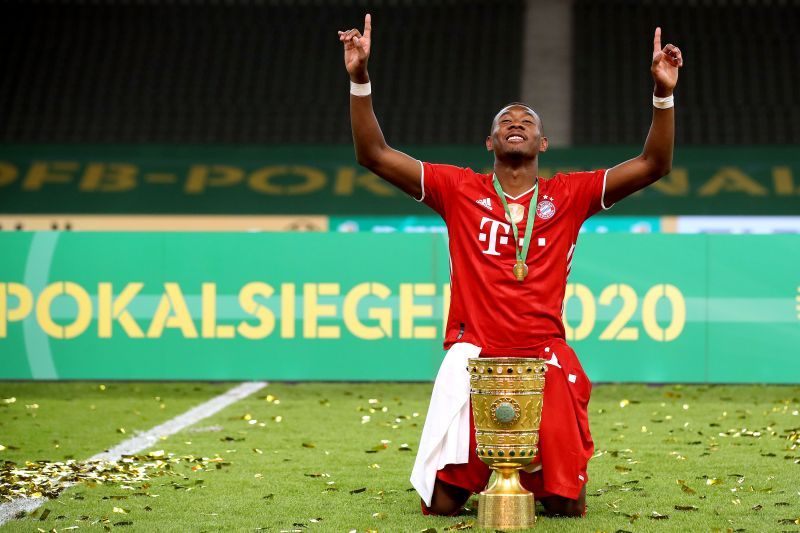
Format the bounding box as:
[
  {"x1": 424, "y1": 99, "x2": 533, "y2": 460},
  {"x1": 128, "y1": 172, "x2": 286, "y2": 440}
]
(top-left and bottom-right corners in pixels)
[{"x1": 419, "y1": 162, "x2": 611, "y2": 353}]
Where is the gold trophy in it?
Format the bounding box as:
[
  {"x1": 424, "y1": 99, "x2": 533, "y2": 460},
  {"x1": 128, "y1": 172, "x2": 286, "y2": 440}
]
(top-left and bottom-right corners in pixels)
[{"x1": 468, "y1": 357, "x2": 547, "y2": 530}]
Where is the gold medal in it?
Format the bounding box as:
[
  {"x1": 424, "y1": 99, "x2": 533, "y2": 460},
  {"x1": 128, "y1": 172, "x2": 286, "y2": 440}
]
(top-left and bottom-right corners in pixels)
[
  {"x1": 493, "y1": 174, "x2": 539, "y2": 286},
  {"x1": 513, "y1": 259, "x2": 528, "y2": 282}
]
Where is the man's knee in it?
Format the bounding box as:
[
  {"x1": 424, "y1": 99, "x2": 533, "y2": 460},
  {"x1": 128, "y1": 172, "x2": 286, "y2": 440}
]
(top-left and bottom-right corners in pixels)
[
  {"x1": 425, "y1": 479, "x2": 470, "y2": 516},
  {"x1": 539, "y1": 486, "x2": 586, "y2": 517}
]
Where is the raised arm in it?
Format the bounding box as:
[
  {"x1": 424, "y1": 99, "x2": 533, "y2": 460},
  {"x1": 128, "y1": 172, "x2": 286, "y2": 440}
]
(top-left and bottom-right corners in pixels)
[
  {"x1": 604, "y1": 28, "x2": 684, "y2": 206},
  {"x1": 338, "y1": 14, "x2": 423, "y2": 199}
]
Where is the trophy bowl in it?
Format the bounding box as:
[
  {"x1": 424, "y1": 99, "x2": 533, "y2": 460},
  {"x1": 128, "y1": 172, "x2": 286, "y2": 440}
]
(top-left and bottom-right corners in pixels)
[{"x1": 468, "y1": 357, "x2": 547, "y2": 530}]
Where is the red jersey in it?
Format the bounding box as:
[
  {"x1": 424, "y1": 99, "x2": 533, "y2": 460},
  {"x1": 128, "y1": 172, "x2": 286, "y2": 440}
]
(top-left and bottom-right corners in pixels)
[{"x1": 419, "y1": 162, "x2": 610, "y2": 353}]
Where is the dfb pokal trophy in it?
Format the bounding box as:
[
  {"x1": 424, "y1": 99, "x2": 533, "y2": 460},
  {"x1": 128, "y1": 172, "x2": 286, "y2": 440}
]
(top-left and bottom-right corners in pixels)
[{"x1": 468, "y1": 357, "x2": 547, "y2": 530}]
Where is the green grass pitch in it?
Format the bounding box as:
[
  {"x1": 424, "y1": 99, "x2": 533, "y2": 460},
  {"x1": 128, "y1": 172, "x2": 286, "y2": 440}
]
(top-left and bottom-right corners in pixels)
[{"x1": 1, "y1": 381, "x2": 799, "y2": 532}]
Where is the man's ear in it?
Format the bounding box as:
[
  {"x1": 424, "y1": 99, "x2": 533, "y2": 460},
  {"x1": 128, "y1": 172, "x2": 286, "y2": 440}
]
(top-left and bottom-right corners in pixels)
[
  {"x1": 539, "y1": 136, "x2": 548, "y2": 153},
  {"x1": 485, "y1": 135, "x2": 493, "y2": 151}
]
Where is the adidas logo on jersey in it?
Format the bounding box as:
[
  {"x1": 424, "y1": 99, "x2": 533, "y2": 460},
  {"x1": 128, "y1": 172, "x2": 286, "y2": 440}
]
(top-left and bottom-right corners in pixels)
[{"x1": 476, "y1": 198, "x2": 493, "y2": 210}]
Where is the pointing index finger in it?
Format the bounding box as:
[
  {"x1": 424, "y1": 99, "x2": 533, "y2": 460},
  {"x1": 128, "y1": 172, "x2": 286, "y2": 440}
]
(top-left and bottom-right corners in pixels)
[
  {"x1": 364, "y1": 13, "x2": 371, "y2": 39},
  {"x1": 653, "y1": 26, "x2": 662, "y2": 53}
]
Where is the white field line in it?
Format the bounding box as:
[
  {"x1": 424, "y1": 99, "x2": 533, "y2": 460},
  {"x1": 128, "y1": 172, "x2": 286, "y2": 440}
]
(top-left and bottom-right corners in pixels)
[{"x1": 0, "y1": 381, "x2": 267, "y2": 526}]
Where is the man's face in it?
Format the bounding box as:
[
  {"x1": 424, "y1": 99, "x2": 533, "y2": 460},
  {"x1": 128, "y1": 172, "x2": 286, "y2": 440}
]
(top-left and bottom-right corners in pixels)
[{"x1": 486, "y1": 105, "x2": 547, "y2": 159}]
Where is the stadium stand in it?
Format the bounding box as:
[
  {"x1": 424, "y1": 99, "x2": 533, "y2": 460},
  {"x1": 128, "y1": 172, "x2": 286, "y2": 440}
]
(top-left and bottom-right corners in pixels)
[
  {"x1": 572, "y1": 0, "x2": 800, "y2": 145},
  {"x1": 0, "y1": 0, "x2": 523, "y2": 145}
]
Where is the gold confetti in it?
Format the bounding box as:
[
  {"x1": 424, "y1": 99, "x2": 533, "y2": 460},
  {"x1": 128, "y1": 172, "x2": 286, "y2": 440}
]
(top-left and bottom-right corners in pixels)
[
  {"x1": 302, "y1": 443, "x2": 316, "y2": 448},
  {"x1": 350, "y1": 487, "x2": 367, "y2": 494},
  {"x1": 26, "y1": 403, "x2": 39, "y2": 409},
  {"x1": 371, "y1": 512, "x2": 386, "y2": 519},
  {"x1": 0, "y1": 444, "x2": 5, "y2": 451},
  {"x1": 649, "y1": 511, "x2": 669, "y2": 519},
  {"x1": 1, "y1": 397, "x2": 16, "y2": 404},
  {"x1": 112, "y1": 507, "x2": 129, "y2": 514},
  {"x1": 619, "y1": 399, "x2": 630, "y2": 408},
  {"x1": 117, "y1": 428, "x2": 126, "y2": 434},
  {"x1": 368, "y1": 463, "x2": 381, "y2": 469},
  {"x1": 253, "y1": 448, "x2": 263, "y2": 454},
  {"x1": 674, "y1": 505, "x2": 698, "y2": 511},
  {"x1": 0, "y1": 452, "x2": 229, "y2": 500},
  {"x1": 99, "y1": 384, "x2": 106, "y2": 391},
  {"x1": 444, "y1": 520, "x2": 474, "y2": 530},
  {"x1": 273, "y1": 416, "x2": 283, "y2": 423},
  {"x1": 706, "y1": 478, "x2": 722, "y2": 485}
]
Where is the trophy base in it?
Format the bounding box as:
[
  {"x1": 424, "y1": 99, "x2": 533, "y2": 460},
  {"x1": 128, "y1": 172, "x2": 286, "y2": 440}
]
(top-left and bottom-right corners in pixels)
[{"x1": 477, "y1": 491, "x2": 535, "y2": 530}]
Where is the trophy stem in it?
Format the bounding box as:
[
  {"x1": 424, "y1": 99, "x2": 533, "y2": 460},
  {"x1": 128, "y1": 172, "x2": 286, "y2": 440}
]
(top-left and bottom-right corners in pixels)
[{"x1": 477, "y1": 464, "x2": 535, "y2": 530}]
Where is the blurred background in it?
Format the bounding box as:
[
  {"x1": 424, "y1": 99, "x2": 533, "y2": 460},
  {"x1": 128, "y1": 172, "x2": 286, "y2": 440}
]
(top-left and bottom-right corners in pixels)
[{"x1": 0, "y1": 0, "x2": 798, "y2": 382}]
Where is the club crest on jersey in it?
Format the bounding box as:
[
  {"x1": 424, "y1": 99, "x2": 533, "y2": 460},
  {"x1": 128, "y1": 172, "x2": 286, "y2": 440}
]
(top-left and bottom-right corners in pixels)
[
  {"x1": 504, "y1": 203, "x2": 525, "y2": 224},
  {"x1": 536, "y1": 196, "x2": 556, "y2": 220}
]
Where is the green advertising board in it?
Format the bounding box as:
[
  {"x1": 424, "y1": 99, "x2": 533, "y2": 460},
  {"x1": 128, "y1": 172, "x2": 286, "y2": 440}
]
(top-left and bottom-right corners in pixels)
[
  {"x1": 1, "y1": 232, "x2": 798, "y2": 383},
  {"x1": 0, "y1": 145, "x2": 798, "y2": 215}
]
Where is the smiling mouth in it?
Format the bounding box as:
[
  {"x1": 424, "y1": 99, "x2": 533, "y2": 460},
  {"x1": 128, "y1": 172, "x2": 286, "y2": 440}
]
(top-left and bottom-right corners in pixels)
[{"x1": 506, "y1": 135, "x2": 525, "y2": 143}]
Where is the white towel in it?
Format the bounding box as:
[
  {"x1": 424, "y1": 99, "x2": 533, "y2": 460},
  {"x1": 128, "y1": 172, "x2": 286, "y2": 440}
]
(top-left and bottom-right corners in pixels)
[{"x1": 410, "y1": 342, "x2": 481, "y2": 507}]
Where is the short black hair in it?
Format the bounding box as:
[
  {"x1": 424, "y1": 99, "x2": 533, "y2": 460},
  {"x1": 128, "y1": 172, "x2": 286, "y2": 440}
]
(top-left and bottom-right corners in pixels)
[{"x1": 491, "y1": 103, "x2": 542, "y2": 132}]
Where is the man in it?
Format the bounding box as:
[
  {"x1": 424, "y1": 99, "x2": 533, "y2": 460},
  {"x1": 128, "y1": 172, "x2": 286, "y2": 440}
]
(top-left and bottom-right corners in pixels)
[{"x1": 338, "y1": 14, "x2": 682, "y2": 517}]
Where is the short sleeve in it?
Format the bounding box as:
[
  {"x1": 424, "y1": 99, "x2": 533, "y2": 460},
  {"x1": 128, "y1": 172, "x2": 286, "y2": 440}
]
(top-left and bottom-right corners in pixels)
[
  {"x1": 566, "y1": 169, "x2": 613, "y2": 221},
  {"x1": 420, "y1": 162, "x2": 466, "y2": 219}
]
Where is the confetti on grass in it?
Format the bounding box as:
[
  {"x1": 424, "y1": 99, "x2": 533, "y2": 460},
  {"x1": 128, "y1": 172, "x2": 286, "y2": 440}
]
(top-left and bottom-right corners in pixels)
[
  {"x1": 676, "y1": 479, "x2": 696, "y2": 494},
  {"x1": 443, "y1": 520, "x2": 474, "y2": 530},
  {"x1": 0, "y1": 451, "x2": 228, "y2": 501}
]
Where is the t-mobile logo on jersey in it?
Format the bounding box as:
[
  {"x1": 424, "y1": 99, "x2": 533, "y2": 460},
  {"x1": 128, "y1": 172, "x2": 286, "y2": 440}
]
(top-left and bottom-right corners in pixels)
[{"x1": 478, "y1": 216, "x2": 511, "y2": 256}]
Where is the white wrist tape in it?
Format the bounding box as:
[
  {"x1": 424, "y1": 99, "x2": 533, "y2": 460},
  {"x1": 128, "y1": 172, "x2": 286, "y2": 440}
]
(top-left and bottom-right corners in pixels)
[
  {"x1": 350, "y1": 81, "x2": 371, "y2": 97},
  {"x1": 653, "y1": 94, "x2": 674, "y2": 109}
]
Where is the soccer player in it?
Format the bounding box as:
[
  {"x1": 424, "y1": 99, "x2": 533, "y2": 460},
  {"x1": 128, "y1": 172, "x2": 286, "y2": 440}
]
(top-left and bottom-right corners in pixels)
[{"x1": 339, "y1": 14, "x2": 682, "y2": 517}]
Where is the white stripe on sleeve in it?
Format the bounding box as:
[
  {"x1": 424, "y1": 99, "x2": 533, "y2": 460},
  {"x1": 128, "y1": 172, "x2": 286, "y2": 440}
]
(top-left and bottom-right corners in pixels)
[
  {"x1": 600, "y1": 168, "x2": 614, "y2": 210},
  {"x1": 414, "y1": 160, "x2": 425, "y2": 202}
]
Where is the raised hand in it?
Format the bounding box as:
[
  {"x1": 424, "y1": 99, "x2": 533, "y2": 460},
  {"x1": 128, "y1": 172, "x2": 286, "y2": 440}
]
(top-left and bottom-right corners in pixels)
[
  {"x1": 338, "y1": 14, "x2": 372, "y2": 83},
  {"x1": 651, "y1": 27, "x2": 683, "y2": 95}
]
